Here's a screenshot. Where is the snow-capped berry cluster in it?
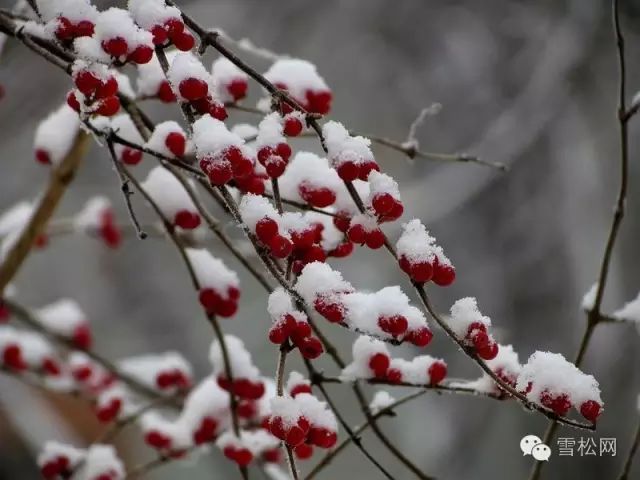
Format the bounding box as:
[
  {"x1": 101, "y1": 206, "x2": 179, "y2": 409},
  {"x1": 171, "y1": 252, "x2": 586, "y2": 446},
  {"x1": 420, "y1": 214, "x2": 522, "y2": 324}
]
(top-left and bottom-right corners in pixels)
[
  {"x1": 267, "y1": 288, "x2": 323, "y2": 359},
  {"x1": 109, "y1": 114, "x2": 145, "y2": 165},
  {"x1": 36, "y1": 299, "x2": 92, "y2": 350},
  {"x1": 119, "y1": 351, "x2": 192, "y2": 393},
  {"x1": 367, "y1": 171, "x2": 404, "y2": 222},
  {"x1": 128, "y1": 0, "x2": 194, "y2": 51},
  {"x1": 263, "y1": 59, "x2": 332, "y2": 114},
  {"x1": 33, "y1": 104, "x2": 80, "y2": 165},
  {"x1": 40, "y1": 0, "x2": 98, "y2": 43},
  {"x1": 341, "y1": 336, "x2": 447, "y2": 386},
  {"x1": 449, "y1": 297, "x2": 499, "y2": 360},
  {"x1": 286, "y1": 371, "x2": 313, "y2": 398},
  {"x1": 93, "y1": 8, "x2": 154, "y2": 64},
  {"x1": 73, "y1": 196, "x2": 122, "y2": 248},
  {"x1": 0, "y1": 202, "x2": 48, "y2": 262},
  {"x1": 347, "y1": 213, "x2": 385, "y2": 250},
  {"x1": 146, "y1": 121, "x2": 188, "y2": 158},
  {"x1": 67, "y1": 61, "x2": 121, "y2": 117},
  {"x1": 186, "y1": 248, "x2": 240, "y2": 317},
  {"x1": 193, "y1": 115, "x2": 256, "y2": 185},
  {"x1": 279, "y1": 152, "x2": 342, "y2": 208},
  {"x1": 210, "y1": 336, "x2": 265, "y2": 400},
  {"x1": 136, "y1": 51, "x2": 177, "y2": 102},
  {"x1": 38, "y1": 441, "x2": 85, "y2": 479},
  {"x1": 267, "y1": 391, "x2": 338, "y2": 451},
  {"x1": 296, "y1": 262, "x2": 433, "y2": 345},
  {"x1": 94, "y1": 384, "x2": 128, "y2": 423},
  {"x1": 141, "y1": 166, "x2": 202, "y2": 230},
  {"x1": 69, "y1": 352, "x2": 115, "y2": 391},
  {"x1": 168, "y1": 53, "x2": 227, "y2": 119},
  {"x1": 396, "y1": 219, "x2": 456, "y2": 286},
  {"x1": 239, "y1": 194, "x2": 292, "y2": 258},
  {"x1": 254, "y1": 113, "x2": 293, "y2": 179},
  {"x1": 323, "y1": 121, "x2": 379, "y2": 181},
  {"x1": 0, "y1": 327, "x2": 62, "y2": 376},
  {"x1": 217, "y1": 429, "x2": 281, "y2": 467},
  {"x1": 212, "y1": 57, "x2": 249, "y2": 103},
  {"x1": 516, "y1": 351, "x2": 603, "y2": 423},
  {"x1": 304, "y1": 212, "x2": 354, "y2": 259}
]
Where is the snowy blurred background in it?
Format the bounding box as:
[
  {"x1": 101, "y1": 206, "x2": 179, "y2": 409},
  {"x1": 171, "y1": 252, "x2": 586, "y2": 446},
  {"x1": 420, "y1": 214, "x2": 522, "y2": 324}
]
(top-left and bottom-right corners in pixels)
[{"x1": 1, "y1": 0, "x2": 639, "y2": 479}]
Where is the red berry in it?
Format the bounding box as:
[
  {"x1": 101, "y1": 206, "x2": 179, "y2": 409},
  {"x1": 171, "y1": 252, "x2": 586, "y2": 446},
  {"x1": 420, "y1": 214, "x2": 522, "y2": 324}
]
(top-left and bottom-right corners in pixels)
[
  {"x1": 209, "y1": 102, "x2": 228, "y2": 120},
  {"x1": 428, "y1": 361, "x2": 447, "y2": 385},
  {"x1": 257, "y1": 146, "x2": 274, "y2": 164},
  {"x1": 476, "y1": 341, "x2": 499, "y2": 360},
  {"x1": 35, "y1": 149, "x2": 51, "y2": 165},
  {"x1": 72, "y1": 324, "x2": 92, "y2": 350},
  {"x1": 329, "y1": 241, "x2": 354, "y2": 258},
  {"x1": 74, "y1": 71, "x2": 101, "y2": 94},
  {"x1": 305, "y1": 89, "x2": 332, "y2": 115},
  {"x1": 96, "y1": 398, "x2": 122, "y2": 423},
  {"x1": 372, "y1": 193, "x2": 396, "y2": 216},
  {"x1": 96, "y1": 96, "x2": 120, "y2": 116},
  {"x1": 336, "y1": 160, "x2": 359, "y2": 181},
  {"x1": 55, "y1": 17, "x2": 75, "y2": 41},
  {"x1": 368, "y1": 352, "x2": 390, "y2": 378},
  {"x1": 156, "y1": 371, "x2": 174, "y2": 389},
  {"x1": 265, "y1": 156, "x2": 287, "y2": 178},
  {"x1": 121, "y1": 147, "x2": 143, "y2": 165},
  {"x1": 365, "y1": 229, "x2": 385, "y2": 249},
  {"x1": 283, "y1": 116, "x2": 303, "y2": 136},
  {"x1": 262, "y1": 448, "x2": 281, "y2": 463},
  {"x1": 294, "y1": 443, "x2": 314, "y2": 459},
  {"x1": 308, "y1": 427, "x2": 337, "y2": 448},
  {"x1": 347, "y1": 223, "x2": 366, "y2": 244},
  {"x1": 227, "y1": 79, "x2": 248, "y2": 101},
  {"x1": 301, "y1": 245, "x2": 326, "y2": 266},
  {"x1": 358, "y1": 160, "x2": 379, "y2": 180},
  {"x1": 96, "y1": 77, "x2": 119, "y2": 99},
  {"x1": 255, "y1": 217, "x2": 279, "y2": 243},
  {"x1": 42, "y1": 357, "x2": 61, "y2": 376},
  {"x1": 406, "y1": 327, "x2": 433, "y2": 347},
  {"x1": 291, "y1": 320, "x2": 312, "y2": 341},
  {"x1": 151, "y1": 25, "x2": 169, "y2": 45},
  {"x1": 145, "y1": 430, "x2": 172, "y2": 449},
  {"x1": 129, "y1": 45, "x2": 153, "y2": 64},
  {"x1": 179, "y1": 77, "x2": 208, "y2": 101},
  {"x1": 276, "y1": 142, "x2": 292, "y2": 161},
  {"x1": 378, "y1": 315, "x2": 408, "y2": 337},
  {"x1": 333, "y1": 213, "x2": 351, "y2": 233},
  {"x1": 580, "y1": 400, "x2": 602, "y2": 423},
  {"x1": 75, "y1": 20, "x2": 95, "y2": 37},
  {"x1": 299, "y1": 184, "x2": 336, "y2": 208},
  {"x1": 268, "y1": 324, "x2": 287, "y2": 344},
  {"x1": 174, "y1": 210, "x2": 200, "y2": 229},
  {"x1": 165, "y1": 18, "x2": 185, "y2": 36},
  {"x1": 386, "y1": 368, "x2": 403, "y2": 384},
  {"x1": 285, "y1": 425, "x2": 307, "y2": 446},
  {"x1": 206, "y1": 161, "x2": 233, "y2": 185},
  {"x1": 409, "y1": 260, "x2": 433, "y2": 283},
  {"x1": 102, "y1": 37, "x2": 129, "y2": 57},
  {"x1": 290, "y1": 383, "x2": 313, "y2": 397},
  {"x1": 157, "y1": 81, "x2": 177, "y2": 102},
  {"x1": 432, "y1": 258, "x2": 455, "y2": 286},
  {"x1": 540, "y1": 391, "x2": 572, "y2": 416},
  {"x1": 313, "y1": 297, "x2": 344, "y2": 323},
  {"x1": 101, "y1": 222, "x2": 122, "y2": 249},
  {"x1": 269, "y1": 234, "x2": 293, "y2": 258},
  {"x1": 193, "y1": 416, "x2": 218, "y2": 444},
  {"x1": 298, "y1": 336, "x2": 323, "y2": 359},
  {"x1": 172, "y1": 31, "x2": 195, "y2": 51},
  {"x1": 165, "y1": 132, "x2": 186, "y2": 157},
  {"x1": 66, "y1": 91, "x2": 81, "y2": 112}
]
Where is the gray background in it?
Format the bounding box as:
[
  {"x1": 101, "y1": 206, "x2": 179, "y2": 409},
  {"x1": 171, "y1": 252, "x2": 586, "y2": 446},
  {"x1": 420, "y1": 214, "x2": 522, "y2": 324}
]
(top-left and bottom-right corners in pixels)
[{"x1": 0, "y1": 0, "x2": 639, "y2": 479}]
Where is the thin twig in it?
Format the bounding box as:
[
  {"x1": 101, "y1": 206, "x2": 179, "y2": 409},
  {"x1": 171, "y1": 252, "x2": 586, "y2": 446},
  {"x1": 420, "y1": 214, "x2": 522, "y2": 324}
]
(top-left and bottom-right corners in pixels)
[{"x1": 617, "y1": 419, "x2": 640, "y2": 480}]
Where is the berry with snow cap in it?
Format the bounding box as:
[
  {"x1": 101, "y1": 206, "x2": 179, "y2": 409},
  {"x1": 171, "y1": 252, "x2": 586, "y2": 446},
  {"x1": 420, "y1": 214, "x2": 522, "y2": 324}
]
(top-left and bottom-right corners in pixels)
[
  {"x1": 323, "y1": 121, "x2": 379, "y2": 181},
  {"x1": 145, "y1": 121, "x2": 188, "y2": 158},
  {"x1": 38, "y1": 441, "x2": 85, "y2": 480},
  {"x1": 168, "y1": 53, "x2": 226, "y2": 118},
  {"x1": 396, "y1": 219, "x2": 455, "y2": 286},
  {"x1": 239, "y1": 195, "x2": 295, "y2": 259},
  {"x1": 347, "y1": 213, "x2": 385, "y2": 249},
  {"x1": 254, "y1": 113, "x2": 293, "y2": 179},
  {"x1": 141, "y1": 167, "x2": 202, "y2": 230},
  {"x1": 40, "y1": 0, "x2": 98, "y2": 43},
  {"x1": 367, "y1": 171, "x2": 404, "y2": 223},
  {"x1": 279, "y1": 152, "x2": 342, "y2": 208},
  {"x1": 128, "y1": 0, "x2": 194, "y2": 51},
  {"x1": 210, "y1": 336, "x2": 265, "y2": 400},
  {"x1": 93, "y1": 8, "x2": 154, "y2": 64},
  {"x1": 34, "y1": 104, "x2": 80, "y2": 166},
  {"x1": 186, "y1": 248, "x2": 240, "y2": 317},
  {"x1": 264, "y1": 59, "x2": 332, "y2": 114},
  {"x1": 36, "y1": 299, "x2": 92, "y2": 350},
  {"x1": 212, "y1": 57, "x2": 249, "y2": 102},
  {"x1": 74, "y1": 196, "x2": 122, "y2": 249},
  {"x1": 449, "y1": 298, "x2": 498, "y2": 360}
]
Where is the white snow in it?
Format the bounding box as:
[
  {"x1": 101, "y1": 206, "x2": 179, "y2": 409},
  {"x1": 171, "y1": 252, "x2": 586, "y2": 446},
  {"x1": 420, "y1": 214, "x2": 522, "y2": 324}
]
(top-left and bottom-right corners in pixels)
[
  {"x1": 448, "y1": 297, "x2": 492, "y2": 339},
  {"x1": 140, "y1": 166, "x2": 199, "y2": 220},
  {"x1": 209, "y1": 335, "x2": 260, "y2": 380},
  {"x1": 185, "y1": 248, "x2": 240, "y2": 293},
  {"x1": 36, "y1": 299, "x2": 87, "y2": 338},
  {"x1": 369, "y1": 391, "x2": 395, "y2": 414},
  {"x1": 34, "y1": 104, "x2": 80, "y2": 165}
]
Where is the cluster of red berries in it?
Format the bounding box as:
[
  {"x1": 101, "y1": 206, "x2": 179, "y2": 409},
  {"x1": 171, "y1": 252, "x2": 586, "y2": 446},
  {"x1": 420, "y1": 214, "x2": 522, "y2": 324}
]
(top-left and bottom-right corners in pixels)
[
  {"x1": 101, "y1": 36, "x2": 153, "y2": 65},
  {"x1": 274, "y1": 82, "x2": 332, "y2": 115},
  {"x1": 178, "y1": 77, "x2": 227, "y2": 120},
  {"x1": 233, "y1": 168, "x2": 268, "y2": 196},
  {"x1": 268, "y1": 313, "x2": 324, "y2": 360},
  {"x1": 346, "y1": 219, "x2": 386, "y2": 250},
  {"x1": 257, "y1": 141, "x2": 292, "y2": 179},
  {"x1": 298, "y1": 181, "x2": 336, "y2": 208},
  {"x1": 1, "y1": 343, "x2": 27, "y2": 371},
  {"x1": 520, "y1": 381, "x2": 603, "y2": 423},
  {"x1": 198, "y1": 285, "x2": 240, "y2": 317},
  {"x1": 370, "y1": 191, "x2": 404, "y2": 223},
  {"x1": 254, "y1": 215, "x2": 293, "y2": 259},
  {"x1": 149, "y1": 17, "x2": 194, "y2": 51},
  {"x1": 67, "y1": 68, "x2": 120, "y2": 117},
  {"x1": 222, "y1": 443, "x2": 253, "y2": 467},
  {"x1": 40, "y1": 454, "x2": 73, "y2": 480},
  {"x1": 464, "y1": 322, "x2": 499, "y2": 360},
  {"x1": 399, "y1": 254, "x2": 456, "y2": 286},
  {"x1": 217, "y1": 375, "x2": 266, "y2": 401},
  {"x1": 200, "y1": 145, "x2": 254, "y2": 186},
  {"x1": 53, "y1": 16, "x2": 95, "y2": 42},
  {"x1": 267, "y1": 410, "x2": 337, "y2": 451},
  {"x1": 223, "y1": 78, "x2": 249, "y2": 103},
  {"x1": 155, "y1": 367, "x2": 191, "y2": 391},
  {"x1": 333, "y1": 155, "x2": 380, "y2": 183},
  {"x1": 95, "y1": 395, "x2": 122, "y2": 423}
]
